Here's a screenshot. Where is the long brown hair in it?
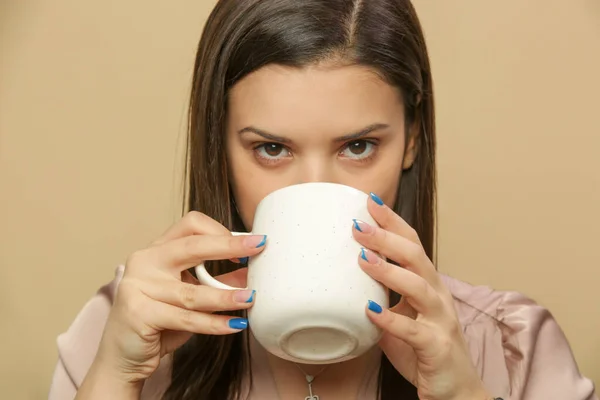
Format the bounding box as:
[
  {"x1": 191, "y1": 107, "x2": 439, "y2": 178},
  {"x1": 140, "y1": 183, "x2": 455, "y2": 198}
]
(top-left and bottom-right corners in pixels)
[{"x1": 164, "y1": 0, "x2": 436, "y2": 399}]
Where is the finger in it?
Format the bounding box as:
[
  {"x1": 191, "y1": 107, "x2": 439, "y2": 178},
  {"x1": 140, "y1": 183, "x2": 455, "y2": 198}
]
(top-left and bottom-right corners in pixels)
[
  {"x1": 378, "y1": 332, "x2": 417, "y2": 386},
  {"x1": 152, "y1": 211, "x2": 231, "y2": 246},
  {"x1": 359, "y1": 248, "x2": 443, "y2": 316},
  {"x1": 352, "y1": 219, "x2": 441, "y2": 288},
  {"x1": 138, "y1": 234, "x2": 267, "y2": 274},
  {"x1": 147, "y1": 300, "x2": 249, "y2": 335},
  {"x1": 142, "y1": 279, "x2": 256, "y2": 312},
  {"x1": 366, "y1": 192, "x2": 421, "y2": 245},
  {"x1": 366, "y1": 300, "x2": 431, "y2": 351}
]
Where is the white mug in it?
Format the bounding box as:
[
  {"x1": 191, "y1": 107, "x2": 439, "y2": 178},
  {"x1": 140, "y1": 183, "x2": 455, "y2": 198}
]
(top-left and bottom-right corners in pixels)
[{"x1": 195, "y1": 182, "x2": 389, "y2": 364}]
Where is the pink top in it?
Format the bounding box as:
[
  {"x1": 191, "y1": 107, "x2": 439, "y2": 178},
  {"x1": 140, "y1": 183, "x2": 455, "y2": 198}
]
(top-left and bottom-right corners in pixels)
[{"x1": 49, "y1": 265, "x2": 597, "y2": 400}]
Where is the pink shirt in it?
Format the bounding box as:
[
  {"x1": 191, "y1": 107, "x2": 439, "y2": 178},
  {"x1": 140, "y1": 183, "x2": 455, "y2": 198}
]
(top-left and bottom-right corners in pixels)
[{"x1": 49, "y1": 265, "x2": 597, "y2": 400}]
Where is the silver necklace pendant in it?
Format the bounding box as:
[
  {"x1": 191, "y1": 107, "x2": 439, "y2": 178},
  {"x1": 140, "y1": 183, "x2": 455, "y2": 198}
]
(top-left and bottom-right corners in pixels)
[
  {"x1": 296, "y1": 364, "x2": 328, "y2": 400},
  {"x1": 304, "y1": 376, "x2": 319, "y2": 400}
]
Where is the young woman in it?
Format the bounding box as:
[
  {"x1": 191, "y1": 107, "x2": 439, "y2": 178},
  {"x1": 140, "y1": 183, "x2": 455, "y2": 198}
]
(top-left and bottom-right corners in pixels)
[{"x1": 49, "y1": 1, "x2": 597, "y2": 399}]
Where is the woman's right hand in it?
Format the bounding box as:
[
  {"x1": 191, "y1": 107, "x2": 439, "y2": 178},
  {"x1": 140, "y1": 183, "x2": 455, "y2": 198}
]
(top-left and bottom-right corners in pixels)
[{"x1": 89, "y1": 211, "x2": 266, "y2": 385}]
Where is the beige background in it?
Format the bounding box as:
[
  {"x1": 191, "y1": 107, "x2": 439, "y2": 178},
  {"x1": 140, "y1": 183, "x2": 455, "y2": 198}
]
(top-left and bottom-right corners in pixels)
[{"x1": 1, "y1": 1, "x2": 598, "y2": 398}]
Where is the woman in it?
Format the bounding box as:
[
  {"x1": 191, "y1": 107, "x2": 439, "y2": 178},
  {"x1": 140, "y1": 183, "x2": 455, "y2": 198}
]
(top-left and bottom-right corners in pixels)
[{"x1": 49, "y1": 1, "x2": 596, "y2": 399}]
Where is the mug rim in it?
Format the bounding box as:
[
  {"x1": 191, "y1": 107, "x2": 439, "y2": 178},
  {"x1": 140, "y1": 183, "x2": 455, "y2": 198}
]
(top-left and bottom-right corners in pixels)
[{"x1": 257, "y1": 182, "x2": 368, "y2": 205}]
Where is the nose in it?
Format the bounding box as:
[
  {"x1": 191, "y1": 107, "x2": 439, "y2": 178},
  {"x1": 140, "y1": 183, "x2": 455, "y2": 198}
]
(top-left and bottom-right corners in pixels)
[{"x1": 296, "y1": 157, "x2": 337, "y2": 184}]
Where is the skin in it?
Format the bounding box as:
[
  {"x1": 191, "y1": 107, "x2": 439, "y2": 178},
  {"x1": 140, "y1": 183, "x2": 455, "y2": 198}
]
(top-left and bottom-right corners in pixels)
[
  {"x1": 227, "y1": 63, "x2": 415, "y2": 227},
  {"x1": 76, "y1": 63, "x2": 491, "y2": 400}
]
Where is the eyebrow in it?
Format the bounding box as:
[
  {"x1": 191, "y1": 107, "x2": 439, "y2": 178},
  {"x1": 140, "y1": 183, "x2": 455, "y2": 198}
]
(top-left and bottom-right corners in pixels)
[{"x1": 238, "y1": 123, "x2": 390, "y2": 143}]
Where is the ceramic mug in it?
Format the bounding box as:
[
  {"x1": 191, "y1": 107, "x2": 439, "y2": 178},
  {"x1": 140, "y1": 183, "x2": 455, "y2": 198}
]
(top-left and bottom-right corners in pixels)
[{"x1": 195, "y1": 182, "x2": 389, "y2": 364}]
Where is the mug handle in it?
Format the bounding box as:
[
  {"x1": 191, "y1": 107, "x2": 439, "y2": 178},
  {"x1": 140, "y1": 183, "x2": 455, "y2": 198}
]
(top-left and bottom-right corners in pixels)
[{"x1": 194, "y1": 231, "x2": 251, "y2": 291}]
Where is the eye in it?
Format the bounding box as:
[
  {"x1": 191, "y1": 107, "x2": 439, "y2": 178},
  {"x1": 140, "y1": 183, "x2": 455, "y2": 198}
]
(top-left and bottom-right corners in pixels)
[
  {"x1": 339, "y1": 140, "x2": 378, "y2": 161},
  {"x1": 253, "y1": 143, "x2": 292, "y2": 163}
]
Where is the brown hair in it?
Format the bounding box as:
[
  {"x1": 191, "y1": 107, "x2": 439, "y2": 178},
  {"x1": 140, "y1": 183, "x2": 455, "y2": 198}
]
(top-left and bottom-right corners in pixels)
[{"x1": 164, "y1": 0, "x2": 436, "y2": 399}]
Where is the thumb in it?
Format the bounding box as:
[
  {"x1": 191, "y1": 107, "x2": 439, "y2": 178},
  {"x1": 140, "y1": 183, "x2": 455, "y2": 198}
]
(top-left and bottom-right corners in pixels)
[{"x1": 379, "y1": 333, "x2": 417, "y2": 387}]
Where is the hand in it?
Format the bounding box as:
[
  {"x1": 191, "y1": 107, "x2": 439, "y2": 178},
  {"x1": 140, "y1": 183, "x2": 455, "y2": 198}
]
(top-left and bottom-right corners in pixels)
[
  {"x1": 352, "y1": 194, "x2": 491, "y2": 400},
  {"x1": 91, "y1": 211, "x2": 267, "y2": 384}
]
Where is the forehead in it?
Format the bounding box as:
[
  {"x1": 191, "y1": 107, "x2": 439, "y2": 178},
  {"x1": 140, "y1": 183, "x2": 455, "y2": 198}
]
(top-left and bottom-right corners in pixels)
[{"x1": 227, "y1": 63, "x2": 405, "y2": 136}]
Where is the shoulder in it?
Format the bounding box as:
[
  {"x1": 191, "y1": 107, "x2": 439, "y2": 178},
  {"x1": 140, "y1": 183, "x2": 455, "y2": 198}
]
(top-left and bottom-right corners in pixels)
[
  {"x1": 440, "y1": 274, "x2": 597, "y2": 400},
  {"x1": 52, "y1": 265, "x2": 173, "y2": 399},
  {"x1": 440, "y1": 273, "x2": 542, "y2": 327},
  {"x1": 440, "y1": 273, "x2": 579, "y2": 345},
  {"x1": 55, "y1": 265, "x2": 125, "y2": 387}
]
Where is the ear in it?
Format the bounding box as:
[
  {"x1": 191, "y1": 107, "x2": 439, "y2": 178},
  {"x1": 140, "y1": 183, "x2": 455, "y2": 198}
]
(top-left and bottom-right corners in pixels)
[{"x1": 402, "y1": 119, "x2": 420, "y2": 170}]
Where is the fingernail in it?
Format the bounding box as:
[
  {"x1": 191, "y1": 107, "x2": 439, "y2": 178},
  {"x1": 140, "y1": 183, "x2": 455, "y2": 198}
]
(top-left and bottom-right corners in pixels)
[
  {"x1": 353, "y1": 219, "x2": 373, "y2": 234},
  {"x1": 228, "y1": 318, "x2": 249, "y2": 330},
  {"x1": 360, "y1": 248, "x2": 380, "y2": 265},
  {"x1": 367, "y1": 300, "x2": 383, "y2": 314},
  {"x1": 239, "y1": 257, "x2": 249, "y2": 264},
  {"x1": 243, "y1": 235, "x2": 267, "y2": 248},
  {"x1": 234, "y1": 289, "x2": 255, "y2": 303},
  {"x1": 370, "y1": 192, "x2": 384, "y2": 206}
]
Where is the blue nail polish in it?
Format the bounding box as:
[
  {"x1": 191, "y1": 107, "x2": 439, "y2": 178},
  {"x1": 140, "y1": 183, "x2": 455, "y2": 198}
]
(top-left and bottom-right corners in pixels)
[
  {"x1": 245, "y1": 290, "x2": 256, "y2": 303},
  {"x1": 256, "y1": 235, "x2": 267, "y2": 248},
  {"x1": 239, "y1": 257, "x2": 249, "y2": 264},
  {"x1": 360, "y1": 248, "x2": 368, "y2": 261},
  {"x1": 353, "y1": 219, "x2": 363, "y2": 232},
  {"x1": 368, "y1": 300, "x2": 383, "y2": 314},
  {"x1": 228, "y1": 318, "x2": 249, "y2": 330},
  {"x1": 370, "y1": 192, "x2": 384, "y2": 206}
]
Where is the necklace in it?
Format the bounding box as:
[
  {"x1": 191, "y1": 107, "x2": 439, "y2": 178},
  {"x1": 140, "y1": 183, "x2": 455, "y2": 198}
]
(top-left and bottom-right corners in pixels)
[{"x1": 294, "y1": 363, "x2": 329, "y2": 400}]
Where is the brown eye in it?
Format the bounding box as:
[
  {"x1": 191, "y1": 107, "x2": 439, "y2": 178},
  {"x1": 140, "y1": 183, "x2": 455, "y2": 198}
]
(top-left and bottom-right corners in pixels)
[
  {"x1": 264, "y1": 143, "x2": 284, "y2": 157},
  {"x1": 254, "y1": 143, "x2": 292, "y2": 164},
  {"x1": 339, "y1": 140, "x2": 377, "y2": 161},
  {"x1": 348, "y1": 140, "x2": 368, "y2": 155}
]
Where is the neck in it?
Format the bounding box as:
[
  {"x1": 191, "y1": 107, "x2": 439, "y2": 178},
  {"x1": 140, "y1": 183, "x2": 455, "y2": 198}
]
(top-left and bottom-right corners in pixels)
[{"x1": 267, "y1": 348, "x2": 381, "y2": 400}]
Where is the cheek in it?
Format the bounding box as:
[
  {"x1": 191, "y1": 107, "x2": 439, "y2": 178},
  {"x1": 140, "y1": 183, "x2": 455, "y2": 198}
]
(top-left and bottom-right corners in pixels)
[
  {"x1": 380, "y1": 176, "x2": 401, "y2": 206},
  {"x1": 229, "y1": 153, "x2": 287, "y2": 229},
  {"x1": 231, "y1": 177, "x2": 264, "y2": 229},
  {"x1": 373, "y1": 170, "x2": 401, "y2": 206},
  {"x1": 334, "y1": 162, "x2": 402, "y2": 208},
  {"x1": 368, "y1": 152, "x2": 403, "y2": 206}
]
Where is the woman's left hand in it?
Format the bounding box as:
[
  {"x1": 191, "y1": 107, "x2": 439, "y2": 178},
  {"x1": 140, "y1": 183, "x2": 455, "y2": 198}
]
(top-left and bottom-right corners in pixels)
[{"x1": 352, "y1": 193, "x2": 492, "y2": 400}]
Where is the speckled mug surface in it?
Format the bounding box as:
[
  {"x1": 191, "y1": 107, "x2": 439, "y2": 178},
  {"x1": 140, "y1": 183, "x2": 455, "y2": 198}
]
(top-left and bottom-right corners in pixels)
[{"x1": 196, "y1": 182, "x2": 389, "y2": 364}]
